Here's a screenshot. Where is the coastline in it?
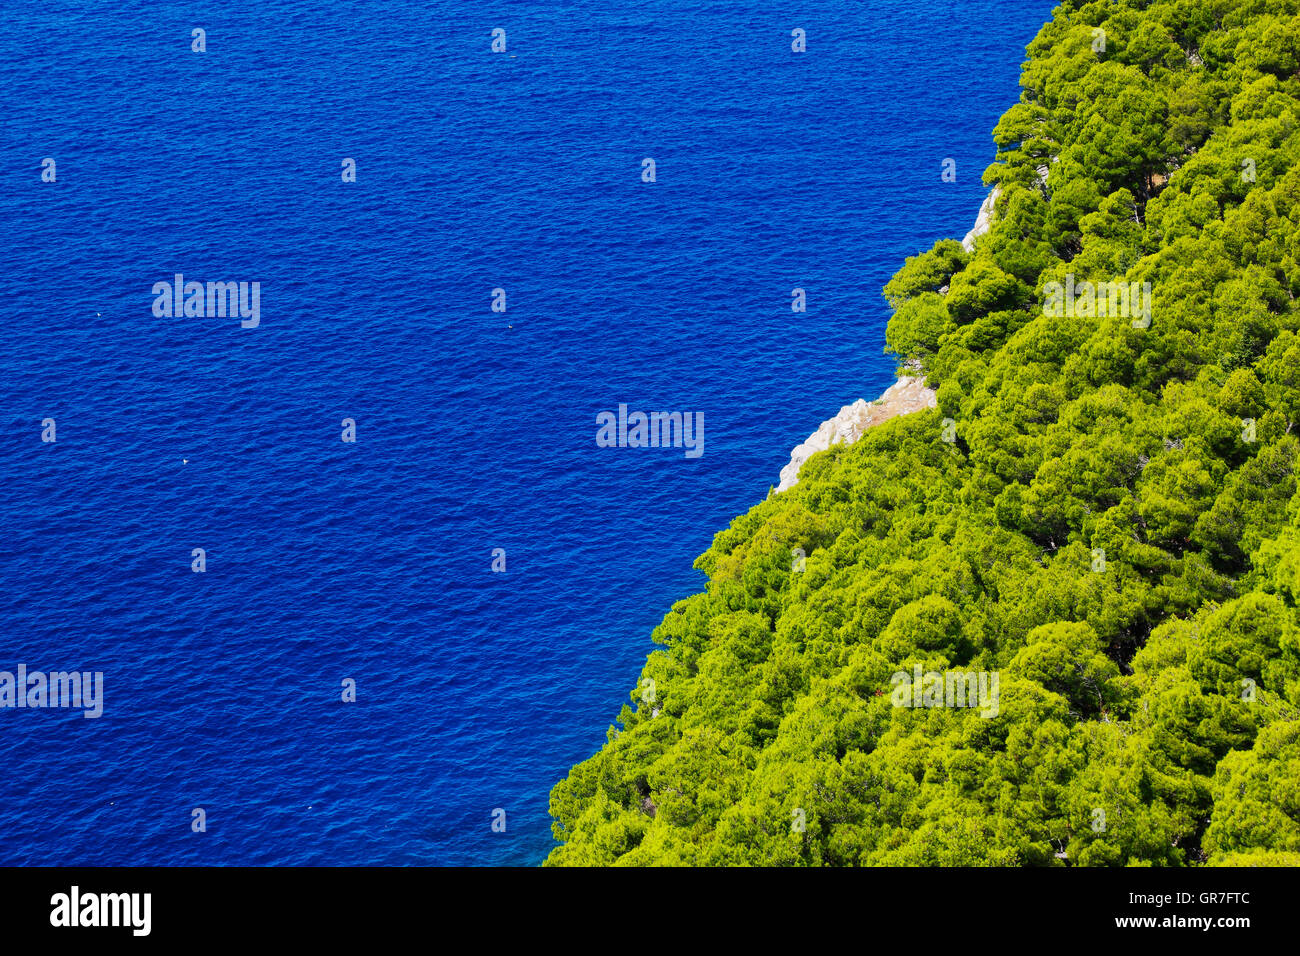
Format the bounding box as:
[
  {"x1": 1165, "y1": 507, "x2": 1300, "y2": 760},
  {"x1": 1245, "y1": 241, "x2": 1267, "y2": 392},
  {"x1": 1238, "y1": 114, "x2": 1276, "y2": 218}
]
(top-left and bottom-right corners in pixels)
[{"x1": 775, "y1": 187, "x2": 998, "y2": 492}]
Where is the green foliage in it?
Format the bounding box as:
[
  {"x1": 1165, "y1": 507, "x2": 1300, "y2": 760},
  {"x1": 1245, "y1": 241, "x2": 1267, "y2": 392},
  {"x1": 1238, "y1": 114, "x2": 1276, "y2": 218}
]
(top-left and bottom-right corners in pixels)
[
  {"x1": 884, "y1": 293, "x2": 952, "y2": 362},
  {"x1": 548, "y1": 0, "x2": 1300, "y2": 867}
]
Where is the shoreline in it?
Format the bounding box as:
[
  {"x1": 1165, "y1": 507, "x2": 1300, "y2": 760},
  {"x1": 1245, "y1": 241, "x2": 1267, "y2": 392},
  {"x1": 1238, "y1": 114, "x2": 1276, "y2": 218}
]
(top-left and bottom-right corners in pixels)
[{"x1": 775, "y1": 188, "x2": 997, "y2": 492}]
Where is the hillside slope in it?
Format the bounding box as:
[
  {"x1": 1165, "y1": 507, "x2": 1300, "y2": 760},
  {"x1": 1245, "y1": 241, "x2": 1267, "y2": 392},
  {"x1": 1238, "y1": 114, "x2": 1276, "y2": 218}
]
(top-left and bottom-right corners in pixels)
[{"x1": 548, "y1": 0, "x2": 1300, "y2": 866}]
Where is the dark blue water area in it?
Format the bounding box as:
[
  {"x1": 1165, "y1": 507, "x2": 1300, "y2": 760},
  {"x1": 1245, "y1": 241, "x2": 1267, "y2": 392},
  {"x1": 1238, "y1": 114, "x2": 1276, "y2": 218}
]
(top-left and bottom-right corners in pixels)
[{"x1": 0, "y1": 1, "x2": 1054, "y2": 864}]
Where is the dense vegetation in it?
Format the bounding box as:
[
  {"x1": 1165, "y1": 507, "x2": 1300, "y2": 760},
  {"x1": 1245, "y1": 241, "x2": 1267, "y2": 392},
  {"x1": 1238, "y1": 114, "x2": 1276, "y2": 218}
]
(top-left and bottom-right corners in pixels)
[{"x1": 548, "y1": 0, "x2": 1300, "y2": 866}]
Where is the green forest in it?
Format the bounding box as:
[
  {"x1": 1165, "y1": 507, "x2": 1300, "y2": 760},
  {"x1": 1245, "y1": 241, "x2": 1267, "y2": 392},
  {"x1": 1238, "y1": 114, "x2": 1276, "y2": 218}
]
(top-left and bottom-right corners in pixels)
[{"x1": 548, "y1": 0, "x2": 1300, "y2": 866}]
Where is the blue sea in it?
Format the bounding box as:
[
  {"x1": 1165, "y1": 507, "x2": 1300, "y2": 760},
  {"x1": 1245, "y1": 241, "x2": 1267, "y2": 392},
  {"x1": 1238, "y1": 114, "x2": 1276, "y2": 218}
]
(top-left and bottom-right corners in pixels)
[{"x1": 0, "y1": 1, "x2": 1052, "y2": 865}]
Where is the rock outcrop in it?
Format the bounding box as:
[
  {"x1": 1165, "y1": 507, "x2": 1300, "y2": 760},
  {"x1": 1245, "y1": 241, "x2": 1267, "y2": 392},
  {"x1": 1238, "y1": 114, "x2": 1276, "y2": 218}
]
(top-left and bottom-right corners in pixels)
[
  {"x1": 961, "y1": 187, "x2": 1000, "y2": 252},
  {"x1": 776, "y1": 375, "x2": 938, "y2": 492}
]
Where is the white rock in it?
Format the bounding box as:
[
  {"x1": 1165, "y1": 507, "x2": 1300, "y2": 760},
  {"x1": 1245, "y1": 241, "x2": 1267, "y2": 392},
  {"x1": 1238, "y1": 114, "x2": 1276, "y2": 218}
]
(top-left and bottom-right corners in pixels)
[
  {"x1": 776, "y1": 376, "x2": 937, "y2": 492},
  {"x1": 961, "y1": 186, "x2": 1001, "y2": 252}
]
